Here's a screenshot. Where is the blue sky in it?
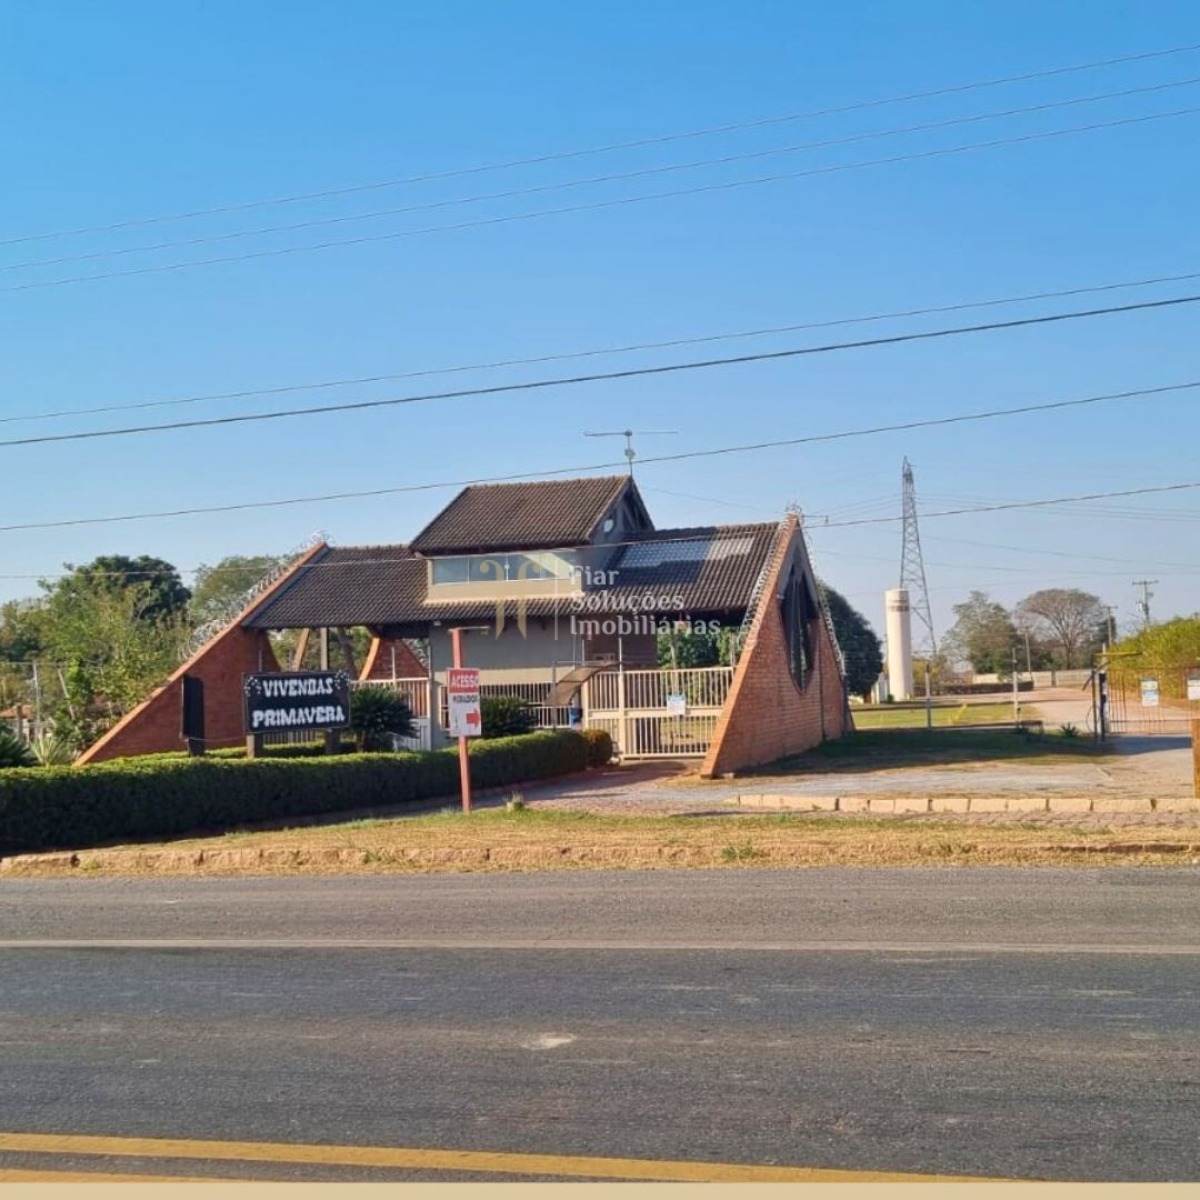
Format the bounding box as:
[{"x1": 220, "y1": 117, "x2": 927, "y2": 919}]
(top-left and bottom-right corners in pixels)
[{"x1": 2, "y1": 0, "x2": 1198, "y2": 643}]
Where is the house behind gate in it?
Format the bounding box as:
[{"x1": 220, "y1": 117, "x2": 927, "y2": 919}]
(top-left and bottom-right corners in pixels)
[{"x1": 79, "y1": 475, "x2": 850, "y2": 775}]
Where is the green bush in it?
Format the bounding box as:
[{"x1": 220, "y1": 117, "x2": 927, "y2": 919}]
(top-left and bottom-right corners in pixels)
[
  {"x1": 349, "y1": 686, "x2": 416, "y2": 751},
  {"x1": 581, "y1": 727, "x2": 613, "y2": 767},
  {"x1": 0, "y1": 729, "x2": 589, "y2": 856},
  {"x1": 28, "y1": 730, "x2": 75, "y2": 766},
  {"x1": 0, "y1": 727, "x2": 34, "y2": 769},
  {"x1": 480, "y1": 695, "x2": 536, "y2": 738}
]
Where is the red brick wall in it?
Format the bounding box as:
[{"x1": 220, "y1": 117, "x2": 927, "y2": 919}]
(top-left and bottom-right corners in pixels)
[
  {"x1": 700, "y1": 521, "x2": 848, "y2": 777},
  {"x1": 76, "y1": 627, "x2": 280, "y2": 763},
  {"x1": 75, "y1": 543, "x2": 326, "y2": 764},
  {"x1": 360, "y1": 636, "x2": 428, "y2": 680}
]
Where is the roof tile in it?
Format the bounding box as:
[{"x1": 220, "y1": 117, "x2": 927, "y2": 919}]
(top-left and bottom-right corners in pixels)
[{"x1": 409, "y1": 476, "x2": 633, "y2": 554}]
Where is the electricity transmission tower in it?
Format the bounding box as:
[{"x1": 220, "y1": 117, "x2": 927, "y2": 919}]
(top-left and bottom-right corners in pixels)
[{"x1": 899, "y1": 457, "x2": 937, "y2": 658}]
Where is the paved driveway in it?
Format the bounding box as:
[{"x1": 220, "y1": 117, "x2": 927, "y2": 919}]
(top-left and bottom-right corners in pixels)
[{"x1": 520, "y1": 690, "x2": 1195, "y2": 822}]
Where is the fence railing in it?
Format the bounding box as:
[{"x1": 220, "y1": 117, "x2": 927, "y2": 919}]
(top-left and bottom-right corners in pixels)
[
  {"x1": 585, "y1": 666, "x2": 733, "y2": 714},
  {"x1": 583, "y1": 666, "x2": 733, "y2": 759},
  {"x1": 1105, "y1": 662, "x2": 1200, "y2": 735},
  {"x1": 350, "y1": 676, "x2": 431, "y2": 718},
  {"x1": 354, "y1": 667, "x2": 735, "y2": 757}
]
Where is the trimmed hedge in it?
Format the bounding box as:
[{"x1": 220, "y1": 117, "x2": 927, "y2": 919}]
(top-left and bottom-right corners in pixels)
[
  {"x1": 480, "y1": 695, "x2": 536, "y2": 738},
  {"x1": 0, "y1": 730, "x2": 589, "y2": 856},
  {"x1": 581, "y1": 728, "x2": 614, "y2": 767}
]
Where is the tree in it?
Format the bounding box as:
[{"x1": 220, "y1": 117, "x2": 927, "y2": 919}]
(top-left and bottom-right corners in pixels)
[
  {"x1": 0, "y1": 600, "x2": 44, "y2": 664},
  {"x1": 657, "y1": 629, "x2": 721, "y2": 668},
  {"x1": 943, "y1": 591, "x2": 1018, "y2": 674},
  {"x1": 1105, "y1": 614, "x2": 1200, "y2": 701},
  {"x1": 1015, "y1": 588, "x2": 1106, "y2": 669},
  {"x1": 190, "y1": 554, "x2": 288, "y2": 625},
  {"x1": 36, "y1": 573, "x2": 188, "y2": 747},
  {"x1": 822, "y1": 586, "x2": 883, "y2": 700},
  {"x1": 58, "y1": 555, "x2": 191, "y2": 623}
]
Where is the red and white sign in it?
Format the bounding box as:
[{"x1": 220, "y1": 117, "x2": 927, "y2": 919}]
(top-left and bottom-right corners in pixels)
[{"x1": 447, "y1": 668, "x2": 482, "y2": 738}]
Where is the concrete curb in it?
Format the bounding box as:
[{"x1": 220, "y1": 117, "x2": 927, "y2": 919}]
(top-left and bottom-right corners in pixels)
[{"x1": 732, "y1": 794, "x2": 1200, "y2": 814}]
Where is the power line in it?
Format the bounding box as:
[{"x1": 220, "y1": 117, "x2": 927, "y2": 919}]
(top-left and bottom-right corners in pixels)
[
  {"x1": 3, "y1": 294, "x2": 1197, "y2": 451},
  {"x1": 9, "y1": 495, "x2": 1200, "y2": 585},
  {"x1": 7, "y1": 267, "x2": 1200, "y2": 428},
  {"x1": 6, "y1": 105, "x2": 1199, "y2": 296},
  {"x1": 9, "y1": 76, "x2": 1200, "y2": 276},
  {"x1": 0, "y1": 376, "x2": 1197, "y2": 533},
  {"x1": 8, "y1": 39, "x2": 1199, "y2": 250},
  {"x1": 923, "y1": 532, "x2": 1200, "y2": 572},
  {"x1": 822, "y1": 484, "x2": 1200, "y2": 528}
]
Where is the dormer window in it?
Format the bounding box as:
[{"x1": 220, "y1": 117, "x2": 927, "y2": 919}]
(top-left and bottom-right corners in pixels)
[{"x1": 430, "y1": 550, "x2": 581, "y2": 586}]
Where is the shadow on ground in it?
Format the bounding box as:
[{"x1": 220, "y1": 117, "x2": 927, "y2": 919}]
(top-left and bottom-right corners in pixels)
[{"x1": 751, "y1": 727, "x2": 1108, "y2": 778}]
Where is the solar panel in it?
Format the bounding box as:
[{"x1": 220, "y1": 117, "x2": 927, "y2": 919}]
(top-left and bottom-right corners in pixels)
[{"x1": 617, "y1": 536, "x2": 753, "y2": 570}]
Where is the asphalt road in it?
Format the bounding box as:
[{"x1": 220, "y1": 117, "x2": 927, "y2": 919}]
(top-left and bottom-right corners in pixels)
[{"x1": 1, "y1": 869, "x2": 1198, "y2": 1182}]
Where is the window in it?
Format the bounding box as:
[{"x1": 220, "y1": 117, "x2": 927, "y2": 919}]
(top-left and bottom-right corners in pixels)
[
  {"x1": 431, "y1": 557, "x2": 470, "y2": 584},
  {"x1": 430, "y1": 550, "x2": 580, "y2": 585},
  {"x1": 780, "y1": 563, "x2": 818, "y2": 688}
]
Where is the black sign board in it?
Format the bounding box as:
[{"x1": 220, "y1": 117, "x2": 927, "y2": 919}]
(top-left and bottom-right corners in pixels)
[
  {"x1": 243, "y1": 671, "x2": 352, "y2": 735},
  {"x1": 181, "y1": 675, "x2": 205, "y2": 755}
]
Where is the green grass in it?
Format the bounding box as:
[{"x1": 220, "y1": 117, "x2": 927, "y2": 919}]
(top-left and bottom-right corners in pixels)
[
  {"x1": 850, "y1": 702, "x2": 1023, "y2": 730},
  {"x1": 760, "y1": 725, "x2": 1106, "y2": 775}
]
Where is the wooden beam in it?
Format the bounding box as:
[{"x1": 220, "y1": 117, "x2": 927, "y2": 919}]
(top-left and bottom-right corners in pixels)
[{"x1": 290, "y1": 628, "x2": 311, "y2": 671}]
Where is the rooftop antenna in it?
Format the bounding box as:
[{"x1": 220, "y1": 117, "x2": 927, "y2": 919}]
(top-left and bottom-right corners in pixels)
[
  {"x1": 583, "y1": 429, "x2": 678, "y2": 476},
  {"x1": 899, "y1": 457, "x2": 937, "y2": 659}
]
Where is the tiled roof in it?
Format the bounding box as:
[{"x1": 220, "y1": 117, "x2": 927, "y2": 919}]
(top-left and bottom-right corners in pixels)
[
  {"x1": 409, "y1": 475, "x2": 634, "y2": 554},
  {"x1": 244, "y1": 545, "x2": 427, "y2": 629},
  {"x1": 244, "y1": 522, "x2": 783, "y2": 630},
  {"x1": 598, "y1": 524, "x2": 779, "y2": 616}
]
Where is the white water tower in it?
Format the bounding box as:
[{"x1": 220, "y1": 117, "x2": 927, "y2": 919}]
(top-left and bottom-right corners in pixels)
[{"x1": 885, "y1": 587, "x2": 914, "y2": 701}]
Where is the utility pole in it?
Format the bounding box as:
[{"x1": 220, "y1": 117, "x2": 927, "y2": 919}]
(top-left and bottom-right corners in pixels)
[
  {"x1": 1132, "y1": 580, "x2": 1157, "y2": 630},
  {"x1": 1103, "y1": 605, "x2": 1117, "y2": 647}
]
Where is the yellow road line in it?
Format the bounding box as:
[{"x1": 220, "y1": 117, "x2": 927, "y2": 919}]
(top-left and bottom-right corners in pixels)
[
  {"x1": 0, "y1": 1168, "x2": 242, "y2": 1182},
  {"x1": 0, "y1": 1131, "x2": 999, "y2": 1182}
]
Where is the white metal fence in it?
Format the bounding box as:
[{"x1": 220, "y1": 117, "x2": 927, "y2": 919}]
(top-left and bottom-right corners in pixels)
[
  {"x1": 349, "y1": 667, "x2": 735, "y2": 758},
  {"x1": 582, "y1": 666, "x2": 733, "y2": 759}
]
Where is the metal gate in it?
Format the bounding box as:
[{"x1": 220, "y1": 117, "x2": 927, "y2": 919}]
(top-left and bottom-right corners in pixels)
[{"x1": 1102, "y1": 658, "x2": 1200, "y2": 735}]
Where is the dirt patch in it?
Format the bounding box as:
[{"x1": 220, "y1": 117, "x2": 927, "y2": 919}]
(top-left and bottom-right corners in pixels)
[{"x1": 5, "y1": 810, "x2": 1200, "y2": 877}]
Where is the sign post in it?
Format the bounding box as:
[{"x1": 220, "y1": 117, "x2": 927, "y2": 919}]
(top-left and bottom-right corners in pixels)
[{"x1": 448, "y1": 631, "x2": 481, "y2": 812}]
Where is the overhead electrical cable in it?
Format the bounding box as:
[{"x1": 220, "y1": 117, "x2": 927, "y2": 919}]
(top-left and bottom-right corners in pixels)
[
  {"x1": 5, "y1": 106, "x2": 1198, "y2": 295},
  {"x1": 7, "y1": 76, "x2": 1199, "y2": 275},
  {"x1": 2, "y1": 295, "x2": 1197, "y2": 450},
  {"x1": 6, "y1": 267, "x2": 1200, "y2": 427},
  {"x1": 1, "y1": 377, "x2": 1197, "y2": 532},
  {"x1": 6, "y1": 38, "x2": 1198, "y2": 248}
]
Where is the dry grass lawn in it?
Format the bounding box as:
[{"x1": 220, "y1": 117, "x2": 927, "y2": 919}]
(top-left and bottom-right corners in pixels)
[{"x1": 5, "y1": 807, "x2": 1200, "y2": 877}]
